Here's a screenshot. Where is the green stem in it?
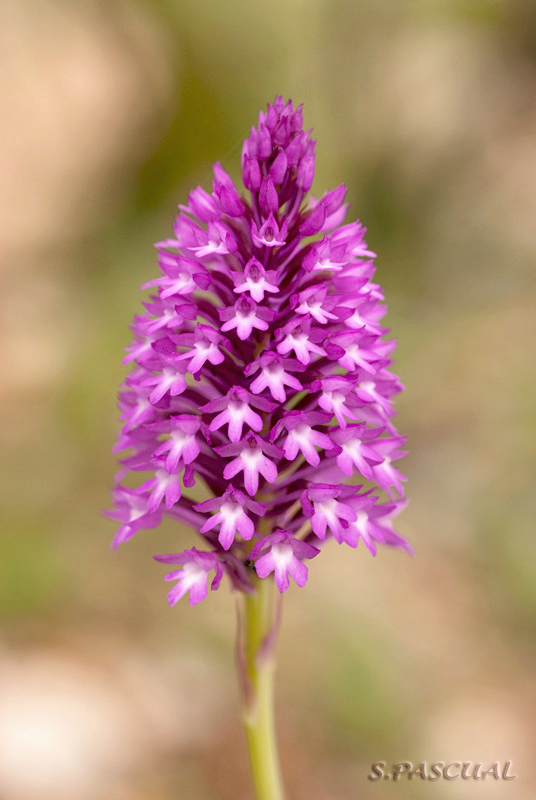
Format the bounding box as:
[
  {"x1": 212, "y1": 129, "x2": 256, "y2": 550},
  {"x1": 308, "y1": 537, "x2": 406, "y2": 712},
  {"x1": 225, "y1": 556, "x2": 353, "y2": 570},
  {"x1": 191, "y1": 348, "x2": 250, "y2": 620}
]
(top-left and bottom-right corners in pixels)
[{"x1": 240, "y1": 575, "x2": 285, "y2": 800}]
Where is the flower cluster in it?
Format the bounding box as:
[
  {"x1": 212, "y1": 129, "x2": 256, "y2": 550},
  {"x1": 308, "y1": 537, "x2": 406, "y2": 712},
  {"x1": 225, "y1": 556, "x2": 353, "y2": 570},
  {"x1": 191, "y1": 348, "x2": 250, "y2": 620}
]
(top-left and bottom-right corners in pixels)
[{"x1": 107, "y1": 97, "x2": 411, "y2": 606}]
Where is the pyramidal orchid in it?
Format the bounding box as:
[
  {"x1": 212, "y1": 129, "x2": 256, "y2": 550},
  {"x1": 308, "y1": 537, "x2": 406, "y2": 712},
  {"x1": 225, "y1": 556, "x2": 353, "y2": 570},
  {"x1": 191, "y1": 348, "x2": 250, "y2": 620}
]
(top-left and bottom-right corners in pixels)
[{"x1": 107, "y1": 97, "x2": 410, "y2": 800}]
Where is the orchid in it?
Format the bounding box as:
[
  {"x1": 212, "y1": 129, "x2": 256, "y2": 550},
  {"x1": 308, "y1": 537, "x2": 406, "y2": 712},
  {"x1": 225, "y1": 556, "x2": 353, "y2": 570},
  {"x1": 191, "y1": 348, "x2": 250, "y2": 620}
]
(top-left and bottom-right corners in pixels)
[{"x1": 107, "y1": 97, "x2": 409, "y2": 800}]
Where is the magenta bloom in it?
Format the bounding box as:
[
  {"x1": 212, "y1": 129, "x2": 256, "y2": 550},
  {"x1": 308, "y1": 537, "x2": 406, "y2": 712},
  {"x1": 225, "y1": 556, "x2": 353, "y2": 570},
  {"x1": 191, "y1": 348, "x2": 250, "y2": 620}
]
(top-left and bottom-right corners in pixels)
[
  {"x1": 250, "y1": 530, "x2": 320, "y2": 592},
  {"x1": 106, "y1": 96, "x2": 410, "y2": 605}
]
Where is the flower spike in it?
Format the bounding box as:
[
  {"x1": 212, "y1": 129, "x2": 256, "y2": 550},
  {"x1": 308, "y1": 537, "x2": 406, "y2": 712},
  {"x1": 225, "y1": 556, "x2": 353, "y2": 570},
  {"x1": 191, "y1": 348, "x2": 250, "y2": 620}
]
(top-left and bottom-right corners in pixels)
[{"x1": 108, "y1": 97, "x2": 409, "y2": 605}]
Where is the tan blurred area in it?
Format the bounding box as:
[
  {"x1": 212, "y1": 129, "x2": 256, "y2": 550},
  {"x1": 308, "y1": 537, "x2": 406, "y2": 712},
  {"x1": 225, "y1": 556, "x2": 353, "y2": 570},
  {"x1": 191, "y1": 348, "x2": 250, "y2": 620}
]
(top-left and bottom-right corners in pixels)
[{"x1": 1, "y1": 1, "x2": 536, "y2": 798}]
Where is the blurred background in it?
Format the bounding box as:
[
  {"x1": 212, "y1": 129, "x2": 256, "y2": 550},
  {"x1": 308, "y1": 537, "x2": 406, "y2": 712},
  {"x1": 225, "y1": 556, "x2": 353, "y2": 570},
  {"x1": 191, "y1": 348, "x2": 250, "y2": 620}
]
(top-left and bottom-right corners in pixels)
[{"x1": 1, "y1": 0, "x2": 536, "y2": 798}]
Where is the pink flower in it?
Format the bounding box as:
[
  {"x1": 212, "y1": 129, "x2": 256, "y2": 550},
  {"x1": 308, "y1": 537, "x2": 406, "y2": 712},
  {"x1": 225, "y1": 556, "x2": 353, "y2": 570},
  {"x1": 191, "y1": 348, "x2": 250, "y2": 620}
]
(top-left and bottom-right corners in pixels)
[
  {"x1": 148, "y1": 415, "x2": 202, "y2": 472},
  {"x1": 190, "y1": 219, "x2": 239, "y2": 257},
  {"x1": 219, "y1": 296, "x2": 275, "y2": 341},
  {"x1": 290, "y1": 283, "x2": 344, "y2": 324},
  {"x1": 329, "y1": 423, "x2": 384, "y2": 479},
  {"x1": 275, "y1": 318, "x2": 326, "y2": 365},
  {"x1": 135, "y1": 463, "x2": 183, "y2": 511},
  {"x1": 271, "y1": 411, "x2": 333, "y2": 467},
  {"x1": 153, "y1": 548, "x2": 223, "y2": 606},
  {"x1": 300, "y1": 484, "x2": 361, "y2": 542},
  {"x1": 233, "y1": 258, "x2": 279, "y2": 303},
  {"x1": 194, "y1": 486, "x2": 266, "y2": 550},
  {"x1": 251, "y1": 213, "x2": 288, "y2": 248},
  {"x1": 201, "y1": 386, "x2": 276, "y2": 443},
  {"x1": 169, "y1": 325, "x2": 230, "y2": 375},
  {"x1": 250, "y1": 530, "x2": 320, "y2": 592},
  {"x1": 246, "y1": 352, "x2": 304, "y2": 403},
  {"x1": 214, "y1": 433, "x2": 282, "y2": 496},
  {"x1": 368, "y1": 436, "x2": 408, "y2": 498},
  {"x1": 343, "y1": 498, "x2": 412, "y2": 555},
  {"x1": 302, "y1": 235, "x2": 349, "y2": 272},
  {"x1": 105, "y1": 487, "x2": 162, "y2": 549}
]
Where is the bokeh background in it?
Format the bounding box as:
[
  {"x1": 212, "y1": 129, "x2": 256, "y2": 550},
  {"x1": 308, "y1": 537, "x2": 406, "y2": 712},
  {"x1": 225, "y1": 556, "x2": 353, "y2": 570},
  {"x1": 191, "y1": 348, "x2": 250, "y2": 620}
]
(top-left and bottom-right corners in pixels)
[{"x1": 1, "y1": 1, "x2": 536, "y2": 798}]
